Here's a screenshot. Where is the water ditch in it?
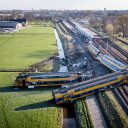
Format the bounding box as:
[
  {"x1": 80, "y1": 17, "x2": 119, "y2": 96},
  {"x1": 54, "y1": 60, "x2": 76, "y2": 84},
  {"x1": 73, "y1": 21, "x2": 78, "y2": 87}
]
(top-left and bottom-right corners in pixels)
[{"x1": 54, "y1": 29, "x2": 76, "y2": 128}]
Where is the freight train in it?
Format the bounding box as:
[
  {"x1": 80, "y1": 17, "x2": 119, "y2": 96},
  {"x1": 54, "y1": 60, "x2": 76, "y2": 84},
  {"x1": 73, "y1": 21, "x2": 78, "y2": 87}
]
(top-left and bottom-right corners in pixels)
[
  {"x1": 15, "y1": 72, "x2": 84, "y2": 87},
  {"x1": 88, "y1": 42, "x2": 128, "y2": 72},
  {"x1": 52, "y1": 69, "x2": 128, "y2": 104}
]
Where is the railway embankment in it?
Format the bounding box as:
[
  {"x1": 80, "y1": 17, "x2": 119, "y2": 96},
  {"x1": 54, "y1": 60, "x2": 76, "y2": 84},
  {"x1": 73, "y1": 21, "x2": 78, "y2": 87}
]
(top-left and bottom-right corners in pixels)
[{"x1": 96, "y1": 91, "x2": 128, "y2": 128}]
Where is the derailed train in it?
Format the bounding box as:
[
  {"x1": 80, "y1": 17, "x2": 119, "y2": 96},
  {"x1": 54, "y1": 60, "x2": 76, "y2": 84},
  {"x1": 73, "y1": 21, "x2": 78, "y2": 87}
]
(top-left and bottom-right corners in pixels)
[
  {"x1": 52, "y1": 69, "x2": 128, "y2": 104},
  {"x1": 52, "y1": 41, "x2": 128, "y2": 104},
  {"x1": 87, "y1": 41, "x2": 128, "y2": 72},
  {"x1": 15, "y1": 72, "x2": 84, "y2": 87}
]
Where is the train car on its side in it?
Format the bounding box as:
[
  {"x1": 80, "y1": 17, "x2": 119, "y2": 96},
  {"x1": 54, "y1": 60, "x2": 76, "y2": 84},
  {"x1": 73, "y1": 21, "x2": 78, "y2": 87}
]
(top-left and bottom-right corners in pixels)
[
  {"x1": 15, "y1": 72, "x2": 82, "y2": 87},
  {"x1": 98, "y1": 54, "x2": 127, "y2": 72},
  {"x1": 87, "y1": 42, "x2": 128, "y2": 72},
  {"x1": 52, "y1": 70, "x2": 128, "y2": 104},
  {"x1": 87, "y1": 42, "x2": 100, "y2": 57}
]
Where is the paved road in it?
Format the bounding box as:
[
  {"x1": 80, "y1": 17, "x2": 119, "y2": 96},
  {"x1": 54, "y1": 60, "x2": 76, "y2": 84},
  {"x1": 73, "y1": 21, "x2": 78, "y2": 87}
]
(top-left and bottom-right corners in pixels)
[
  {"x1": 63, "y1": 119, "x2": 76, "y2": 128},
  {"x1": 86, "y1": 95, "x2": 107, "y2": 128}
]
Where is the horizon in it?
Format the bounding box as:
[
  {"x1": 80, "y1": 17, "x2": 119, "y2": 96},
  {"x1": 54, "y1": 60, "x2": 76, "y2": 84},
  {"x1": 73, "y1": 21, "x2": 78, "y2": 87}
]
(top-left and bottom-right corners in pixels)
[
  {"x1": 1, "y1": 9, "x2": 128, "y2": 11},
  {"x1": 0, "y1": 0, "x2": 128, "y2": 10}
]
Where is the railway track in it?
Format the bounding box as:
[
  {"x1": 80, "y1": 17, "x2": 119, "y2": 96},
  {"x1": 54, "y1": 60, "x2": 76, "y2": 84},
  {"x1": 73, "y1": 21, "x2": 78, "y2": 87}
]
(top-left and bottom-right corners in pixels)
[
  {"x1": 85, "y1": 26, "x2": 128, "y2": 58},
  {"x1": 86, "y1": 27, "x2": 128, "y2": 64},
  {"x1": 111, "y1": 87, "x2": 128, "y2": 115},
  {"x1": 77, "y1": 25, "x2": 128, "y2": 62},
  {"x1": 95, "y1": 39, "x2": 128, "y2": 64},
  {"x1": 108, "y1": 49, "x2": 127, "y2": 64},
  {"x1": 103, "y1": 38, "x2": 128, "y2": 59},
  {"x1": 115, "y1": 37, "x2": 128, "y2": 46},
  {"x1": 62, "y1": 21, "x2": 76, "y2": 35},
  {"x1": 123, "y1": 86, "x2": 128, "y2": 95},
  {"x1": 58, "y1": 23, "x2": 68, "y2": 35},
  {"x1": 118, "y1": 86, "x2": 128, "y2": 106}
]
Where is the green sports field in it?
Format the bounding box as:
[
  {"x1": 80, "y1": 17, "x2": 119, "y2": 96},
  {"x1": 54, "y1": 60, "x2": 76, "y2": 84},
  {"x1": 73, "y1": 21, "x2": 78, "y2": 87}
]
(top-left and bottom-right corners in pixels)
[
  {"x1": 0, "y1": 26, "x2": 62, "y2": 128},
  {"x1": 0, "y1": 26, "x2": 57, "y2": 69}
]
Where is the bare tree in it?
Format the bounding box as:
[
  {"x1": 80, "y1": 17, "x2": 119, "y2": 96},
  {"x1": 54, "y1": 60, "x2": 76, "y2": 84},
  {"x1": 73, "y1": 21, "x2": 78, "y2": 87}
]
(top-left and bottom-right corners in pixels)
[
  {"x1": 105, "y1": 24, "x2": 114, "y2": 36},
  {"x1": 117, "y1": 15, "x2": 128, "y2": 38}
]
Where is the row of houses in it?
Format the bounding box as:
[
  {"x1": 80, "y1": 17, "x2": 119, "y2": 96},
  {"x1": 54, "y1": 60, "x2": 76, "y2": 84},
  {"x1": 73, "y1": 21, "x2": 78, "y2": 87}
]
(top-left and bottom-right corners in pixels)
[{"x1": 0, "y1": 19, "x2": 27, "y2": 32}]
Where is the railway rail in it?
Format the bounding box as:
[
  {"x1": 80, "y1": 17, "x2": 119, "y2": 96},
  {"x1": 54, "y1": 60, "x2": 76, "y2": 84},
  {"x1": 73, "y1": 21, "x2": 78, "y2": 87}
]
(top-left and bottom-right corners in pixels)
[
  {"x1": 58, "y1": 23, "x2": 68, "y2": 35},
  {"x1": 118, "y1": 86, "x2": 128, "y2": 106},
  {"x1": 111, "y1": 87, "x2": 128, "y2": 115},
  {"x1": 95, "y1": 39, "x2": 128, "y2": 64},
  {"x1": 115, "y1": 37, "x2": 128, "y2": 46},
  {"x1": 75, "y1": 24, "x2": 128, "y2": 64},
  {"x1": 61, "y1": 20, "x2": 76, "y2": 34},
  {"x1": 103, "y1": 38, "x2": 128, "y2": 60}
]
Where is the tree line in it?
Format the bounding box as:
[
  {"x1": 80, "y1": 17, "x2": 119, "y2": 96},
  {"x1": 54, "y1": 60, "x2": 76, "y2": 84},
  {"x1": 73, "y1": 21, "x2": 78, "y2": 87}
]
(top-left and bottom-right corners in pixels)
[{"x1": 105, "y1": 15, "x2": 128, "y2": 38}]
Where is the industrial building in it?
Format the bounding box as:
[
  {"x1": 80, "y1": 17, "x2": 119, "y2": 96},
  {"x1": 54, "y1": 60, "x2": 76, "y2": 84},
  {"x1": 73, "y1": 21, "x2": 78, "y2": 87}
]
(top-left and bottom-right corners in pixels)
[
  {"x1": 9, "y1": 19, "x2": 27, "y2": 26},
  {"x1": 0, "y1": 21, "x2": 22, "y2": 32}
]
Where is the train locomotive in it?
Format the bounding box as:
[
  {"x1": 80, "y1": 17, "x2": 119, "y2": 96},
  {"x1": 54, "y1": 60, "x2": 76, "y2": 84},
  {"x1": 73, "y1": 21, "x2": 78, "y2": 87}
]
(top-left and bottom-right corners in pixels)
[
  {"x1": 15, "y1": 72, "x2": 83, "y2": 87},
  {"x1": 52, "y1": 70, "x2": 128, "y2": 104}
]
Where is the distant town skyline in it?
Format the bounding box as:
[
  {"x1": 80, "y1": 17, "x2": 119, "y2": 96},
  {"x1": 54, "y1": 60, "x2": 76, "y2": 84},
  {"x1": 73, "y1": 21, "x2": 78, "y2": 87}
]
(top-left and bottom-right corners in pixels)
[{"x1": 0, "y1": 0, "x2": 128, "y2": 10}]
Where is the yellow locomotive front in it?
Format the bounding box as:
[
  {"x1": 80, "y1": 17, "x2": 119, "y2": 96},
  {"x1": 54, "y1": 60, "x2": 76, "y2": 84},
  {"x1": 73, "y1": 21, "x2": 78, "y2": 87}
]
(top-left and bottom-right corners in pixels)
[{"x1": 15, "y1": 74, "x2": 28, "y2": 87}]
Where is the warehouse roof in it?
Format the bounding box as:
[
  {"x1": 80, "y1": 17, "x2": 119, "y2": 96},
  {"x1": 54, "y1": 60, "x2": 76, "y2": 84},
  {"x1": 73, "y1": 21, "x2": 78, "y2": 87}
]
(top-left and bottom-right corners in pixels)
[
  {"x1": 0, "y1": 21, "x2": 19, "y2": 28},
  {"x1": 9, "y1": 19, "x2": 27, "y2": 23}
]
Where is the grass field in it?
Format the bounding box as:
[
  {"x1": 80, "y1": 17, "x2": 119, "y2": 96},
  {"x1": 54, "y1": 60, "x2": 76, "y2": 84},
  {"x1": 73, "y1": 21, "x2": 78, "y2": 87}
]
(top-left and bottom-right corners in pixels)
[
  {"x1": 0, "y1": 26, "x2": 62, "y2": 128},
  {"x1": 0, "y1": 26, "x2": 57, "y2": 69},
  {"x1": 29, "y1": 21, "x2": 53, "y2": 27}
]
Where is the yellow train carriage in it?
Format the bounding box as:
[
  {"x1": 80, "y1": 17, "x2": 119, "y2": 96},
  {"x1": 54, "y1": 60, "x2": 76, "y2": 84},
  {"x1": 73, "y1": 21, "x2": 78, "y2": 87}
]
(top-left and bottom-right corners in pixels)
[
  {"x1": 15, "y1": 72, "x2": 82, "y2": 87},
  {"x1": 53, "y1": 70, "x2": 128, "y2": 104}
]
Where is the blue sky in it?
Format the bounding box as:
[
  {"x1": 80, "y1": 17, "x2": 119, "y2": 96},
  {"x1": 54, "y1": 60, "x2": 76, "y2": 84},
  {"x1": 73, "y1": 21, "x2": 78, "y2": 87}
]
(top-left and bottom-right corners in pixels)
[{"x1": 0, "y1": 0, "x2": 128, "y2": 10}]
